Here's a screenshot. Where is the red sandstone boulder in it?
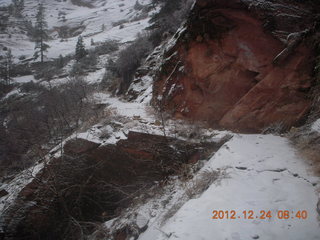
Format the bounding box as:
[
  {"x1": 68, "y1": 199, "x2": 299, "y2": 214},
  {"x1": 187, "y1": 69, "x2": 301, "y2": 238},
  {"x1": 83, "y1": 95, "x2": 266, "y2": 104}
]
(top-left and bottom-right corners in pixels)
[{"x1": 153, "y1": 0, "x2": 318, "y2": 132}]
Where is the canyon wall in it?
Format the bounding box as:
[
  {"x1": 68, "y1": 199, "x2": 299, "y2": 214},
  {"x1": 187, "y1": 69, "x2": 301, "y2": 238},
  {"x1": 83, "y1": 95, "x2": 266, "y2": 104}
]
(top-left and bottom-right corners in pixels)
[{"x1": 153, "y1": 0, "x2": 319, "y2": 132}]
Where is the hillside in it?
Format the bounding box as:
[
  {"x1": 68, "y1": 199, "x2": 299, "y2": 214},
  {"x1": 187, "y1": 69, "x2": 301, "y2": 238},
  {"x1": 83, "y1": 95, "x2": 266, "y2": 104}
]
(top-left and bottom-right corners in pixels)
[
  {"x1": 0, "y1": 0, "x2": 154, "y2": 59},
  {"x1": 0, "y1": 0, "x2": 320, "y2": 240}
]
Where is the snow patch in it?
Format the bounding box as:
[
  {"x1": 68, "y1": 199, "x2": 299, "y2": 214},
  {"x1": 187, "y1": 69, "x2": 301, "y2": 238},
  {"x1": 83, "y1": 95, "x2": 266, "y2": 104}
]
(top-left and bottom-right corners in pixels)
[{"x1": 311, "y1": 119, "x2": 320, "y2": 133}]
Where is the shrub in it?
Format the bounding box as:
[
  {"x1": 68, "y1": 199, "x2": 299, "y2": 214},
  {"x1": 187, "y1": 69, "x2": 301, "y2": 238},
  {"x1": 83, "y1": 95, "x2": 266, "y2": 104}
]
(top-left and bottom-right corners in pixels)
[
  {"x1": 20, "y1": 81, "x2": 45, "y2": 93},
  {"x1": 55, "y1": 54, "x2": 65, "y2": 69},
  {"x1": 116, "y1": 34, "x2": 152, "y2": 94},
  {"x1": 150, "y1": 0, "x2": 182, "y2": 23},
  {"x1": 18, "y1": 55, "x2": 26, "y2": 60},
  {"x1": 289, "y1": 127, "x2": 320, "y2": 175},
  {"x1": 185, "y1": 169, "x2": 221, "y2": 198},
  {"x1": 11, "y1": 63, "x2": 32, "y2": 77},
  {"x1": 131, "y1": 12, "x2": 149, "y2": 22},
  {"x1": 133, "y1": 0, "x2": 143, "y2": 11},
  {"x1": 147, "y1": 0, "x2": 193, "y2": 47},
  {"x1": 112, "y1": 19, "x2": 128, "y2": 27},
  {"x1": 93, "y1": 40, "x2": 119, "y2": 56},
  {"x1": 81, "y1": 51, "x2": 98, "y2": 66},
  {"x1": 100, "y1": 59, "x2": 120, "y2": 92},
  {"x1": 103, "y1": 76, "x2": 119, "y2": 93},
  {"x1": 0, "y1": 82, "x2": 14, "y2": 98},
  {"x1": 0, "y1": 78, "x2": 94, "y2": 177},
  {"x1": 34, "y1": 65, "x2": 58, "y2": 80},
  {"x1": 70, "y1": 61, "x2": 86, "y2": 76},
  {"x1": 70, "y1": 0, "x2": 94, "y2": 8},
  {"x1": 70, "y1": 51, "x2": 98, "y2": 76},
  {"x1": 262, "y1": 122, "x2": 287, "y2": 134}
]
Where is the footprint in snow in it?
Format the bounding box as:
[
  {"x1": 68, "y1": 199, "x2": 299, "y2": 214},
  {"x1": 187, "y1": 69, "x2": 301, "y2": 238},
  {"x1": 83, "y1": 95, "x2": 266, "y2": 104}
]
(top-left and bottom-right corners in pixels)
[
  {"x1": 272, "y1": 178, "x2": 280, "y2": 183},
  {"x1": 235, "y1": 167, "x2": 247, "y2": 170}
]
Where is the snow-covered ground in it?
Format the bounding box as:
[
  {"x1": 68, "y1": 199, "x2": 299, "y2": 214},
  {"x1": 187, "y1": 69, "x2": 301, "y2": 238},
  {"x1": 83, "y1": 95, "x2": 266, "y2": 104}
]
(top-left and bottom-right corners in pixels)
[
  {"x1": 312, "y1": 119, "x2": 320, "y2": 133},
  {"x1": 12, "y1": 75, "x2": 35, "y2": 83},
  {"x1": 78, "y1": 91, "x2": 320, "y2": 240},
  {"x1": 93, "y1": 92, "x2": 153, "y2": 119},
  {"x1": 1, "y1": 1, "x2": 319, "y2": 239},
  {"x1": 0, "y1": 0, "x2": 156, "y2": 60},
  {"x1": 132, "y1": 134, "x2": 320, "y2": 240},
  {"x1": 0, "y1": 162, "x2": 44, "y2": 214},
  {"x1": 1, "y1": 89, "x2": 320, "y2": 240}
]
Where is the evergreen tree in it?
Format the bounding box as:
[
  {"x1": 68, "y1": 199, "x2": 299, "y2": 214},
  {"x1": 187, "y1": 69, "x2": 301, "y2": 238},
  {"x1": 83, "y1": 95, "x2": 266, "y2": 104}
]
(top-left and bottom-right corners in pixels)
[
  {"x1": 12, "y1": 0, "x2": 24, "y2": 17},
  {"x1": 34, "y1": 3, "x2": 49, "y2": 63},
  {"x1": 75, "y1": 35, "x2": 86, "y2": 61},
  {"x1": 23, "y1": 19, "x2": 35, "y2": 38},
  {"x1": 2, "y1": 49, "x2": 14, "y2": 85},
  {"x1": 134, "y1": 0, "x2": 143, "y2": 10},
  {"x1": 56, "y1": 54, "x2": 64, "y2": 69}
]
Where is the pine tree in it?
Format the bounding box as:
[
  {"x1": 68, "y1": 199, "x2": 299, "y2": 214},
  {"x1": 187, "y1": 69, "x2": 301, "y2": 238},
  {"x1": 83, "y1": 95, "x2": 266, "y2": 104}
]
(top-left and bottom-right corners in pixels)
[
  {"x1": 34, "y1": 3, "x2": 49, "y2": 63},
  {"x1": 56, "y1": 54, "x2": 64, "y2": 69},
  {"x1": 2, "y1": 49, "x2": 14, "y2": 85},
  {"x1": 134, "y1": 0, "x2": 143, "y2": 10},
  {"x1": 75, "y1": 35, "x2": 86, "y2": 61},
  {"x1": 12, "y1": 0, "x2": 24, "y2": 17}
]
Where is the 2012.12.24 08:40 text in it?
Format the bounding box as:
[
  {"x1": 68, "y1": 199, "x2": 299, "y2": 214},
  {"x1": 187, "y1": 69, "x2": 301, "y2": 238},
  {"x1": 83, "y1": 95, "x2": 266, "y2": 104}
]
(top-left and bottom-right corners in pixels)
[{"x1": 211, "y1": 210, "x2": 308, "y2": 220}]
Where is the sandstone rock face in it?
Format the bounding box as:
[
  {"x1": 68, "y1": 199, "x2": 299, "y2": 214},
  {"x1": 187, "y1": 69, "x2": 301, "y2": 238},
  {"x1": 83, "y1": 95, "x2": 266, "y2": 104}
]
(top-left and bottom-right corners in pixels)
[{"x1": 153, "y1": 0, "x2": 318, "y2": 132}]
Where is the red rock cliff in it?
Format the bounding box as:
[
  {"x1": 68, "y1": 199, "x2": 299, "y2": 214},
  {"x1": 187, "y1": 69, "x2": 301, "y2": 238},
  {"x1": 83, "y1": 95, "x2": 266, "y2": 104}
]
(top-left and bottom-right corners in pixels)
[{"x1": 153, "y1": 0, "x2": 319, "y2": 132}]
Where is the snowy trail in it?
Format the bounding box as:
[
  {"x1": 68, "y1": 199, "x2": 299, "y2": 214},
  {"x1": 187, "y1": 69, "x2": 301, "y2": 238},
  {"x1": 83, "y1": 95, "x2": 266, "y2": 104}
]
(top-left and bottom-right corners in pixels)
[
  {"x1": 2, "y1": 88, "x2": 320, "y2": 240},
  {"x1": 138, "y1": 134, "x2": 320, "y2": 240}
]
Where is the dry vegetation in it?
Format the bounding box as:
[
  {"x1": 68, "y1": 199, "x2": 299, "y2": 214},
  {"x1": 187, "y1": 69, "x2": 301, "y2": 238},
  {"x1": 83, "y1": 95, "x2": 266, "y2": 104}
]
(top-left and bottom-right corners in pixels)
[
  {"x1": 289, "y1": 128, "x2": 320, "y2": 175},
  {"x1": 184, "y1": 168, "x2": 224, "y2": 199},
  {"x1": 0, "y1": 78, "x2": 107, "y2": 178},
  {"x1": 287, "y1": 35, "x2": 320, "y2": 175}
]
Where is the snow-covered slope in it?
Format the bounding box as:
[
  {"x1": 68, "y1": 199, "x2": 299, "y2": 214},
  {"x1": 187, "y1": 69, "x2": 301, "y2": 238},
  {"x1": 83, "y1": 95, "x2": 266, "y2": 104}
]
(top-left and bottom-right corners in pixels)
[
  {"x1": 1, "y1": 1, "x2": 320, "y2": 239},
  {"x1": 133, "y1": 135, "x2": 320, "y2": 240},
  {"x1": 0, "y1": 0, "x2": 155, "y2": 60}
]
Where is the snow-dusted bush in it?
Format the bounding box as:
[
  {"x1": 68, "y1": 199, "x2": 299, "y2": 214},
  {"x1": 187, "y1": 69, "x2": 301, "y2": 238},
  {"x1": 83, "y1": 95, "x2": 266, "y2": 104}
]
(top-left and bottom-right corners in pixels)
[
  {"x1": 9, "y1": 62, "x2": 30, "y2": 77},
  {"x1": 262, "y1": 122, "x2": 287, "y2": 134},
  {"x1": 130, "y1": 11, "x2": 149, "y2": 22},
  {"x1": 70, "y1": 0, "x2": 94, "y2": 8},
  {"x1": 70, "y1": 51, "x2": 98, "y2": 76},
  {"x1": 185, "y1": 169, "x2": 221, "y2": 198},
  {"x1": 100, "y1": 72, "x2": 119, "y2": 93},
  {"x1": 20, "y1": 80, "x2": 45, "y2": 92},
  {"x1": 34, "y1": 66, "x2": 57, "y2": 81},
  {"x1": 92, "y1": 40, "x2": 119, "y2": 56},
  {"x1": 116, "y1": 34, "x2": 152, "y2": 94},
  {"x1": 148, "y1": 0, "x2": 193, "y2": 47},
  {"x1": 99, "y1": 127, "x2": 112, "y2": 139},
  {"x1": 0, "y1": 78, "x2": 94, "y2": 176},
  {"x1": 289, "y1": 125, "x2": 320, "y2": 175},
  {"x1": 133, "y1": 0, "x2": 144, "y2": 11},
  {"x1": 112, "y1": 19, "x2": 128, "y2": 28}
]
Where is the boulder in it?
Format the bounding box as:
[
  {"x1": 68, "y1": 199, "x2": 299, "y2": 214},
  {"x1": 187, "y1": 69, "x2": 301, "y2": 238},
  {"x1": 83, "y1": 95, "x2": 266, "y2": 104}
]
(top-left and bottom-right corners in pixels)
[
  {"x1": 0, "y1": 189, "x2": 8, "y2": 198},
  {"x1": 153, "y1": 0, "x2": 319, "y2": 132}
]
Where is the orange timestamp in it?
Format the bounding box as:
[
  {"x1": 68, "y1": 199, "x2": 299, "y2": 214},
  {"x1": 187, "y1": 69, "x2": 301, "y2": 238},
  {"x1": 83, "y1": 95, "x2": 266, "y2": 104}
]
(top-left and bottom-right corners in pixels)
[{"x1": 212, "y1": 210, "x2": 308, "y2": 220}]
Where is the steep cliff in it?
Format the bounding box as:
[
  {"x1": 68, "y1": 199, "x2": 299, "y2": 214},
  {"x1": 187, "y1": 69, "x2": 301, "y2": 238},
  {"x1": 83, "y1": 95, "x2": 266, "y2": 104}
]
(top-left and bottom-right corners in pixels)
[{"x1": 153, "y1": 0, "x2": 320, "y2": 132}]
